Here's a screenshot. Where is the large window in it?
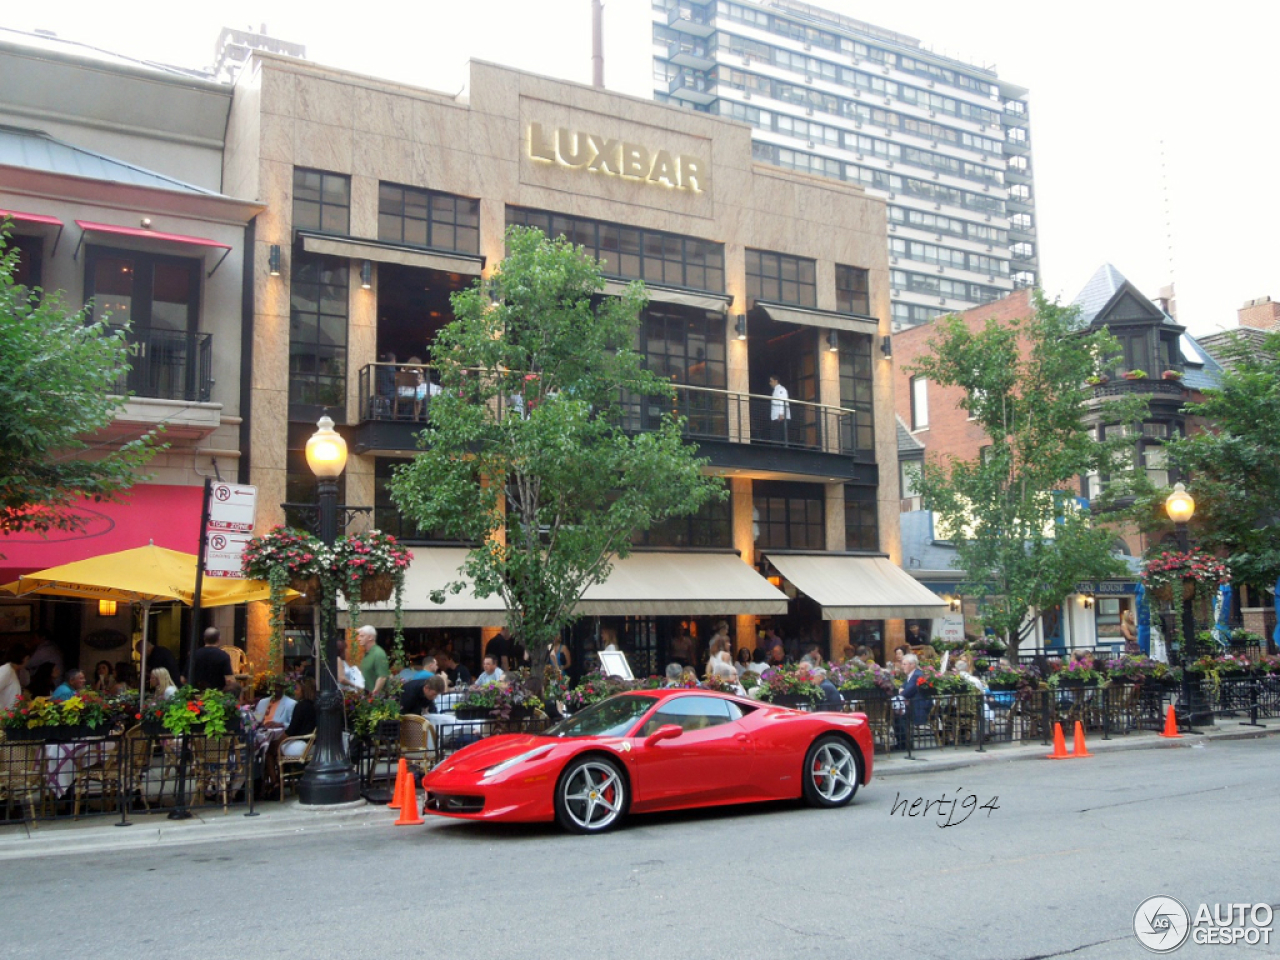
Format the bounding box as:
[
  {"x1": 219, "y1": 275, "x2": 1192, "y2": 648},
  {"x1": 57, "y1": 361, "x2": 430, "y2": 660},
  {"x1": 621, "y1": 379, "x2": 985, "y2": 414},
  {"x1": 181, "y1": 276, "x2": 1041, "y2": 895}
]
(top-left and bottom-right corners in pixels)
[
  {"x1": 910, "y1": 376, "x2": 929, "y2": 430},
  {"x1": 844, "y1": 485, "x2": 879, "y2": 551},
  {"x1": 289, "y1": 255, "x2": 348, "y2": 413},
  {"x1": 746, "y1": 248, "x2": 816, "y2": 307},
  {"x1": 84, "y1": 246, "x2": 205, "y2": 401},
  {"x1": 835, "y1": 264, "x2": 870, "y2": 316},
  {"x1": 838, "y1": 331, "x2": 874, "y2": 456},
  {"x1": 507, "y1": 207, "x2": 724, "y2": 293},
  {"x1": 754, "y1": 481, "x2": 825, "y2": 550},
  {"x1": 633, "y1": 497, "x2": 731, "y2": 549},
  {"x1": 293, "y1": 168, "x2": 350, "y2": 235},
  {"x1": 7, "y1": 234, "x2": 43, "y2": 289},
  {"x1": 373, "y1": 458, "x2": 464, "y2": 542},
  {"x1": 378, "y1": 183, "x2": 479, "y2": 255}
]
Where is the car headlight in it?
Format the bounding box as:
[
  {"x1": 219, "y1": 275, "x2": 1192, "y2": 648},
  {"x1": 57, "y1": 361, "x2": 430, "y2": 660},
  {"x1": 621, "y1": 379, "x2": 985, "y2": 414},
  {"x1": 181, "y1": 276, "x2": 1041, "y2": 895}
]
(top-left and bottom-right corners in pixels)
[{"x1": 481, "y1": 745, "x2": 553, "y2": 780}]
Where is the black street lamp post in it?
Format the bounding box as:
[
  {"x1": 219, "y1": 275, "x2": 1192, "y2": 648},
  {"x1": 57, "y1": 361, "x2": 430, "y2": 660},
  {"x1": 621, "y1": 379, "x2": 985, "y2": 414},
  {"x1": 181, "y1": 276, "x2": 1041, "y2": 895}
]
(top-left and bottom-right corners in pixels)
[
  {"x1": 297, "y1": 416, "x2": 362, "y2": 805},
  {"x1": 1164, "y1": 482, "x2": 1210, "y2": 730}
]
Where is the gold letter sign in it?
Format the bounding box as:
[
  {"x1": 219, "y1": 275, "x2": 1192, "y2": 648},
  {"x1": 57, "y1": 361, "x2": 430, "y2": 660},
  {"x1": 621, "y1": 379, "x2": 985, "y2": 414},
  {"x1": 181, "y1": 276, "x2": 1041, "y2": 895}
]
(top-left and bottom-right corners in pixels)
[{"x1": 528, "y1": 122, "x2": 705, "y2": 193}]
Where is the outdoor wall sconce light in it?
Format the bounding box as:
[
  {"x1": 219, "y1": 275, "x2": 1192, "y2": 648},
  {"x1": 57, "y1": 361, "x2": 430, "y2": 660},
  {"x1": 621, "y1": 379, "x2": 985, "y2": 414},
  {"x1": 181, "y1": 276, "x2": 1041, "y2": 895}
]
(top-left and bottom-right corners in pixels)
[
  {"x1": 827, "y1": 330, "x2": 839, "y2": 353},
  {"x1": 98, "y1": 599, "x2": 117, "y2": 617},
  {"x1": 734, "y1": 315, "x2": 747, "y2": 340},
  {"x1": 361, "y1": 260, "x2": 373, "y2": 289},
  {"x1": 1082, "y1": 594, "x2": 1094, "y2": 610},
  {"x1": 948, "y1": 597, "x2": 961, "y2": 612},
  {"x1": 268, "y1": 244, "x2": 281, "y2": 277},
  {"x1": 881, "y1": 334, "x2": 893, "y2": 358}
]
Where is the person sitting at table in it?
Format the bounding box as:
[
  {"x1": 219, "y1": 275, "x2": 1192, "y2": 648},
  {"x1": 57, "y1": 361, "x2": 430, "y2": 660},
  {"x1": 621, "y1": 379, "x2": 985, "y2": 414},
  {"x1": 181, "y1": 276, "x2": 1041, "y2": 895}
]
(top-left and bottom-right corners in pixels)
[
  {"x1": 263, "y1": 677, "x2": 318, "y2": 795},
  {"x1": 435, "y1": 650, "x2": 470, "y2": 688},
  {"x1": 150, "y1": 667, "x2": 178, "y2": 700},
  {"x1": 135, "y1": 638, "x2": 182, "y2": 686},
  {"x1": 254, "y1": 679, "x2": 296, "y2": 729},
  {"x1": 91, "y1": 660, "x2": 115, "y2": 694},
  {"x1": 51, "y1": 668, "x2": 86, "y2": 702},
  {"x1": 476, "y1": 656, "x2": 505, "y2": 686},
  {"x1": 664, "y1": 663, "x2": 684, "y2": 687},
  {"x1": 813, "y1": 667, "x2": 843, "y2": 711},
  {"x1": 400, "y1": 674, "x2": 446, "y2": 716}
]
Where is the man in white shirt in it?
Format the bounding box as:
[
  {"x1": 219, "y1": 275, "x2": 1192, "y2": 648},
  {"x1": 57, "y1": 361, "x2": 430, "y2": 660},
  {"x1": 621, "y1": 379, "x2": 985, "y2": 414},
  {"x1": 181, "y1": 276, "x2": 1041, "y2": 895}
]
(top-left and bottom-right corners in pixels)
[
  {"x1": 768, "y1": 375, "x2": 790, "y2": 444},
  {"x1": 0, "y1": 645, "x2": 29, "y2": 710},
  {"x1": 476, "y1": 656, "x2": 506, "y2": 686}
]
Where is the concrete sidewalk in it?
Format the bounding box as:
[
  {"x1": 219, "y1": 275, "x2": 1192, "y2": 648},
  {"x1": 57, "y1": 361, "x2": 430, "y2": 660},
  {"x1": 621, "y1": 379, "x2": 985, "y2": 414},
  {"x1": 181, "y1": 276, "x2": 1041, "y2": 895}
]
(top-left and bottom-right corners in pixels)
[{"x1": 1, "y1": 717, "x2": 1274, "y2": 859}]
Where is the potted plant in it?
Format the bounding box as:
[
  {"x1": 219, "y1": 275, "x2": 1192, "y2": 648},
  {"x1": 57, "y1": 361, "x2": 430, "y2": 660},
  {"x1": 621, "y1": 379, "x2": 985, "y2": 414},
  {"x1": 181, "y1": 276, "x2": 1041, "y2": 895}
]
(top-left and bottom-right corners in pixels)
[
  {"x1": 159, "y1": 686, "x2": 240, "y2": 736},
  {"x1": 242, "y1": 526, "x2": 333, "y2": 668},
  {"x1": 831, "y1": 662, "x2": 896, "y2": 699},
  {"x1": 348, "y1": 693, "x2": 401, "y2": 738},
  {"x1": 331, "y1": 529, "x2": 411, "y2": 670},
  {"x1": 754, "y1": 665, "x2": 822, "y2": 708},
  {"x1": 1123, "y1": 369, "x2": 1148, "y2": 380},
  {"x1": 1047, "y1": 660, "x2": 1105, "y2": 688},
  {"x1": 1161, "y1": 369, "x2": 1184, "y2": 381},
  {"x1": 1085, "y1": 374, "x2": 1109, "y2": 386},
  {"x1": 987, "y1": 662, "x2": 1034, "y2": 691},
  {"x1": 562, "y1": 670, "x2": 634, "y2": 713},
  {"x1": 454, "y1": 672, "x2": 545, "y2": 720}
]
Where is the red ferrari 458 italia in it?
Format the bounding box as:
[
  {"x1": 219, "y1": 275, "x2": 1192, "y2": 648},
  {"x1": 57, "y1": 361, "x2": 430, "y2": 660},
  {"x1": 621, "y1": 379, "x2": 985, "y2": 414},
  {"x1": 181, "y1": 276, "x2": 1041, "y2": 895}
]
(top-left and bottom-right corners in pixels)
[{"x1": 422, "y1": 689, "x2": 873, "y2": 833}]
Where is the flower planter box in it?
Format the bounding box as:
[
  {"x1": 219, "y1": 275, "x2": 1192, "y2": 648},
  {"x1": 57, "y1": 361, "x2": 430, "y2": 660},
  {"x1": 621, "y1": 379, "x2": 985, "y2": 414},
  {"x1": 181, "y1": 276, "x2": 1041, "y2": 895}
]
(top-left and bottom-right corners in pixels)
[
  {"x1": 3, "y1": 726, "x2": 46, "y2": 742},
  {"x1": 454, "y1": 706, "x2": 495, "y2": 721},
  {"x1": 987, "y1": 682, "x2": 1020, "y2": 692},
  {"x1": 140, "y1": 719, "x2": 167, "y2": 736},
  {"x1": 769, "y1": 693, "x2": 817, "y2": 709},
  {"x1": 13, "y1": 724, "x2": 97, "y2": 742}
]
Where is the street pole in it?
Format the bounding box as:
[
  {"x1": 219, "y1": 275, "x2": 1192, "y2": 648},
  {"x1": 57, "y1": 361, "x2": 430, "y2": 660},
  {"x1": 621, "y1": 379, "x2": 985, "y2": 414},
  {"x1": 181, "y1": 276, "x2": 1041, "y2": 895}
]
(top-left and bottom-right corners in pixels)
[
  {"x1": 1165, "y1": 482, "x2": 1208, "y2": 731},
  {"x1": 297, "y1": 416, "x2": 361, "y2": 805}
]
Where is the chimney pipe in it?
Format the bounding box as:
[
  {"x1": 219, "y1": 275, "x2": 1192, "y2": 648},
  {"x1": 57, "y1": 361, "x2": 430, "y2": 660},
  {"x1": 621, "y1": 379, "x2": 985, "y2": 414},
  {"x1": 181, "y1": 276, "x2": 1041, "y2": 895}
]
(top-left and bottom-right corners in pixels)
[{"x1": 591, "y1": 0, "x2": 604, "y2": 88}]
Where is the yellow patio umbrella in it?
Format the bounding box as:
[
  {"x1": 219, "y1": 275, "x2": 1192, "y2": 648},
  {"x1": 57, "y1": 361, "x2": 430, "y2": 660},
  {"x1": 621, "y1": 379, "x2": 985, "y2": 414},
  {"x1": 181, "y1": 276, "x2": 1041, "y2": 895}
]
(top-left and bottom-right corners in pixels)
[{"x1": 1, "y1": 544, "x2": 289, "y2": 707}]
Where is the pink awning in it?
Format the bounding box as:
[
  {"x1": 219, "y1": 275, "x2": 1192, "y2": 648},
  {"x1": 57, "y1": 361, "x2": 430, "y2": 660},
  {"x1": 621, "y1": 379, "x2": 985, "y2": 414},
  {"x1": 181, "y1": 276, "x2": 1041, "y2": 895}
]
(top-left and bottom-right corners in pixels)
[
  {"x1": 74, "y1": 220, "x2": 233, "y2": 275},
  {"x1": 0, "y1": 484, "x2": 205, "y2": 584},
  {"x1": 0, "y1": 209, "x2": 64, "y2": 227}
]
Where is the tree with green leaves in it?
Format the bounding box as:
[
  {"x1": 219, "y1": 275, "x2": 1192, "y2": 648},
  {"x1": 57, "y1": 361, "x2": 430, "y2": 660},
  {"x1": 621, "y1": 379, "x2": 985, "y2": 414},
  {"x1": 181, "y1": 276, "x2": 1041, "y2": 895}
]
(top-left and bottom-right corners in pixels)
[
  {"x1": 389, "y1": 226, "x2": 724, "y2": 677},
  {"x1": 0, "y1": 228, "x2": 159, "y2": 538},
  {"x1": 1162, "y1": 331, "x2": 1280, "y2": 597},
  {"x1": 907, "y1": 291, "x2": 1147, "y2": 655}
]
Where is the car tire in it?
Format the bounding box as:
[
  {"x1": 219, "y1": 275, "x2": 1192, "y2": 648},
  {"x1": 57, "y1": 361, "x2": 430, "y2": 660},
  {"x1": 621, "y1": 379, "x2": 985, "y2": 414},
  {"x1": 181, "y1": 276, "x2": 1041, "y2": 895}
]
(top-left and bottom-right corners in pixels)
[
  {"x1": 802, "y1": 734, "x2": 860, "y2": 808},
  {"x1": 555, "y1": 756, "x2": 628, "y2": 834}
]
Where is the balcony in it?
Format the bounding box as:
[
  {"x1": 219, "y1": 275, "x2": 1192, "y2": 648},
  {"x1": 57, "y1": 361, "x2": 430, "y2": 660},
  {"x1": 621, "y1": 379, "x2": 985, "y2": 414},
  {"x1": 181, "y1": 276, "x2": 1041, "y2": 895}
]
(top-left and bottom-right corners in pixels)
[
  {"x1": 352, "y1": 365, "x2": 874, "y2": 480},
  {"x1": 668, "y1": 39, "x2": 716, "y2": 71},
  {"x1": 668, "y1": 72, "x2": 718, "y2": 106},
  {"x1": 110, "y1": 326, "x2": 213, "y2": 403},
  {"x1": 107, "y1": 325, "x2": 219, "y2": 439},
  {"x1": 668, "y1": 4, "x2": 716, "y2": 38}
]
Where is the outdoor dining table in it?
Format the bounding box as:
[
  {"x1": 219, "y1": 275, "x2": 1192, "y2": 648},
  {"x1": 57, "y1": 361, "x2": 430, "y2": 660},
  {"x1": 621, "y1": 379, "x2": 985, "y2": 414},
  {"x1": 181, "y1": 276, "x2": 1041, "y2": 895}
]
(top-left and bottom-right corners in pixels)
[{"x1": 41, "y1": 738, "x2": 115, "y2": 798}]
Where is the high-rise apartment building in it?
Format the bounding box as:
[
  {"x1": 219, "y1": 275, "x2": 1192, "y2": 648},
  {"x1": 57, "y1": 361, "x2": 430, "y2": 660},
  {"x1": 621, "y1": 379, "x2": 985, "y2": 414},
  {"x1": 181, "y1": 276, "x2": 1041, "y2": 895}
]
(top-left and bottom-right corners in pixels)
[{"x1": 652, "y1": 0, "x2": 1038, "y2": 329}]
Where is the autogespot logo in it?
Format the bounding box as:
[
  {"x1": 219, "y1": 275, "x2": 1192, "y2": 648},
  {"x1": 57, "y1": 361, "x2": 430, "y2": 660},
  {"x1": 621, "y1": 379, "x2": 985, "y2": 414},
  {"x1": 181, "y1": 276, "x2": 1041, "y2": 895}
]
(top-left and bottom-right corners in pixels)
[{"x1": 1134, "y1": 896, "x2": 1191, "y2": 953}]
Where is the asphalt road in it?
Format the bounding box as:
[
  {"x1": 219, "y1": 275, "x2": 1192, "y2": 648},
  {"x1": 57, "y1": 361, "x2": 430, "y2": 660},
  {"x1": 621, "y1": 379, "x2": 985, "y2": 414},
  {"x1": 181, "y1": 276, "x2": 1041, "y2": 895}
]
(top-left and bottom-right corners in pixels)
[{"x1": 2, "y1": 738, "x2": 1277, "y2": 960}]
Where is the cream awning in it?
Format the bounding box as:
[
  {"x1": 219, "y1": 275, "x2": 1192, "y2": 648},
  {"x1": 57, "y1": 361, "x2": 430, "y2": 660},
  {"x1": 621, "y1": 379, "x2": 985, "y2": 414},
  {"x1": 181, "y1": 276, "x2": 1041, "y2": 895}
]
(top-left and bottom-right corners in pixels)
[
  {"x1": 765, "y1": 554, "x2": 949, "y2": 620},
  {"x1": 338, "y1": 547, "x2": 505, "y2": 628},
  {"x1": 300, "y1": 232, "x2": 484, "y2": 276},
  {"x1": 756, "y1": 301, "x2": 878, "y2": 335},
  {"x1": 576, "y1": 551, "x2": 788, "y2": 616},
  {"x1": 602, "y1": 279, "x2": 731, "y2": 313}
]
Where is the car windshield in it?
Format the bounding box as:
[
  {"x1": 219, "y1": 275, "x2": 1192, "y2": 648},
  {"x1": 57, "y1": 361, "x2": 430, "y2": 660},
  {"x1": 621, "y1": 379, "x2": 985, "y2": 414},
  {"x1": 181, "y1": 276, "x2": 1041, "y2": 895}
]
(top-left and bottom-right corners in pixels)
[{"x1": 545, "y1": 694, "x2": 658, "y2": 738}]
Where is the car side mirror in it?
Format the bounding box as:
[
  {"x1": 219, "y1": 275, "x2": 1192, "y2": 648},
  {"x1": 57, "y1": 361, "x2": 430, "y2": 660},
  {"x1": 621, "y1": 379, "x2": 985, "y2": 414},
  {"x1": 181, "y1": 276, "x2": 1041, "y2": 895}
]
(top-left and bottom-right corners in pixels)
[{"x1": 643, "y1": 723, "x2": 683, "y2": 748}]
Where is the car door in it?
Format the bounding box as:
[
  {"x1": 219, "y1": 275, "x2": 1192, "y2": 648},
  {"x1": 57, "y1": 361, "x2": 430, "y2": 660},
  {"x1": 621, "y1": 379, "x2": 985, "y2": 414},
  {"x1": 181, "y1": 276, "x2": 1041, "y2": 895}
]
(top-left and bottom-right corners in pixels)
[{"x1": 629, "y1": 695, "x2": 755, "y2": 811}]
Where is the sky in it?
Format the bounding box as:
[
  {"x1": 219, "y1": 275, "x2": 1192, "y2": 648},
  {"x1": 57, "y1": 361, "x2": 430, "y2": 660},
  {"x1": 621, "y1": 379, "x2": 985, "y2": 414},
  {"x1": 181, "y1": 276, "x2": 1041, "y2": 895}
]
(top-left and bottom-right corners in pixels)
[{"x1": 11, "y1": 0, "x2": 1278, "y2": 335}]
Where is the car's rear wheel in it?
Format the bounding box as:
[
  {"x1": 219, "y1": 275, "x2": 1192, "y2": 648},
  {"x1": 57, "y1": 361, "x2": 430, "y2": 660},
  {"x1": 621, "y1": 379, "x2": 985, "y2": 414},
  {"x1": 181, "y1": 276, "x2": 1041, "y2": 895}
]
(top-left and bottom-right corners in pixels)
[
  {"x1": 555, "y1": 756, "x2": 627, "y2": 834},
  {"x1": 802, "y1": 735, "x2": 859, "y2": 808}
]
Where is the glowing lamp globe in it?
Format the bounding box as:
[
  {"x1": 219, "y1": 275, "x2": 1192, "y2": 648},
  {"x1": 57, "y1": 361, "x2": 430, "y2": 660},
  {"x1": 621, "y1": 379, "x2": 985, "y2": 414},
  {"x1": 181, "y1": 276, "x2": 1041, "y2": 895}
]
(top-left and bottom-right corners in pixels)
[
  {"x1": 1164, "y1": 482, "x2": 1195, "y2": 525},
  {"x1": 306, "y1": 416, "x2": 348, "y2": 479}
]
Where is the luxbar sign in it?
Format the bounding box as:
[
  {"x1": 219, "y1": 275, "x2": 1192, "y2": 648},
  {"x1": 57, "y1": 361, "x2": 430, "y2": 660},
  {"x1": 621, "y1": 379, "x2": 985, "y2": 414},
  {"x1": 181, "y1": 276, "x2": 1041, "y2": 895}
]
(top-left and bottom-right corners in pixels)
[{"x1": 527, "y1": 123, "x2": 705, "y2": 193}]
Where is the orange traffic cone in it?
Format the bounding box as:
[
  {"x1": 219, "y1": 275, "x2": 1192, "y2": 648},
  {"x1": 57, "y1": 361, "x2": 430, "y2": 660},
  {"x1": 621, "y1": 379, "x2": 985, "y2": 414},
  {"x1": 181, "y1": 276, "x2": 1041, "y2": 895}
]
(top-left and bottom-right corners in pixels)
[
  {"x1": 1071, "y1": 721, "x2": 1092, "y2": 758},
  {"x1": 1158, "y1": 704, "x2": 1182, "y2": 739},
  {"x1": 394, "y1": 768, "x2": 424, "y2": 826},
  {"x1": 388, "y1": 758, "x2": 408, "y2": 809},
  {"x1": 1046, "y1": 722, "x2": 1070, "y2": 759}
]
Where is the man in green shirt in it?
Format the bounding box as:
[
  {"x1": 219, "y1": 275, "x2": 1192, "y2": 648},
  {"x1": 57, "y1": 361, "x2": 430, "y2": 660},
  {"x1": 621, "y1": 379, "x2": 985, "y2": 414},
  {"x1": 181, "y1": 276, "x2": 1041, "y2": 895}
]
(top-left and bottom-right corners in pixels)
[{"x1": 357, "y1": 625, "x2": 390, "y2": 696}]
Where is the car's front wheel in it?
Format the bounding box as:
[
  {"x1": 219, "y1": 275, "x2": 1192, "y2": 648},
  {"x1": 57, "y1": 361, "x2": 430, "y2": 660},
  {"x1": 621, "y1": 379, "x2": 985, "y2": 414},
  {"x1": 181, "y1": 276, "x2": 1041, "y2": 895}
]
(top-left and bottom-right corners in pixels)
[
  {"x1": 802, "y1": 734, "x2": 860, "y2": 808},
  {"x1": 555, "y1": 756, "x2": 627, "y2": 834}
]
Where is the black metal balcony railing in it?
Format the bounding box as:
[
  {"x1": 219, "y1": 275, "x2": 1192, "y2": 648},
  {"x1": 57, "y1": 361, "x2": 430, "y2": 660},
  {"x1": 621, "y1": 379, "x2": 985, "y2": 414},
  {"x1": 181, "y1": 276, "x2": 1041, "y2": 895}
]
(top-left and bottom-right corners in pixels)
[
  {"x1": 357, "y1": 364, "x2": 872, "y2": 460},
  {"x1": 110, "y1": 326, "x2": 213, "y2": 403}
]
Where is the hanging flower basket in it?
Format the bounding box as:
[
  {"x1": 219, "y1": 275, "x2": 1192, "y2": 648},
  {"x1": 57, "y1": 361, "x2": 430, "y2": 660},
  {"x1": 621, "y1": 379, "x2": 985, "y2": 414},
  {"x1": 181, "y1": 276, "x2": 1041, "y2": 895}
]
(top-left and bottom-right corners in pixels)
[
  {"x1": 290, "y1": 575, "x2": 323, "y2": 603},
  {"x1": 360, "y1": 573, "x2": 396, "y2": 603}
]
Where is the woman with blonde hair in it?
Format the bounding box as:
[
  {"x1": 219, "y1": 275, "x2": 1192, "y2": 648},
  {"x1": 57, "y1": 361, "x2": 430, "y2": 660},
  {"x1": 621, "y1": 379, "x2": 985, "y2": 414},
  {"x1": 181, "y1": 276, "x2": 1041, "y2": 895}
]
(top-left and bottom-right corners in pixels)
[{"x1": 150, "y1": 666, "x2": 177, "y2": 699}]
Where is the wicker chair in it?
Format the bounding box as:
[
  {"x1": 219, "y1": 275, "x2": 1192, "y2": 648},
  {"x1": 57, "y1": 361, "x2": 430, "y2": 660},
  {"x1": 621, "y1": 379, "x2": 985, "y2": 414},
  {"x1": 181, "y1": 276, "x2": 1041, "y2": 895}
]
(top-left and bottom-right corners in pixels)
[
  {"x1": 399, "y1": 715, "x2": 438, "y2": 771},
  {"x1": 277, "y1": 733, "x2": 315, "y2": 800},
  {"x1": 0, "y1": 737, "x2": 47, "y2": 823},
  {"x1": 196, "y1": 736, "x2": 236, "y2": 812},
  {"x1": 73, "y1": 735, "x2": 124, "y2": 818},
  {"x1": 857, "y1": 698, "x2": 895, "y2": 754}
]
